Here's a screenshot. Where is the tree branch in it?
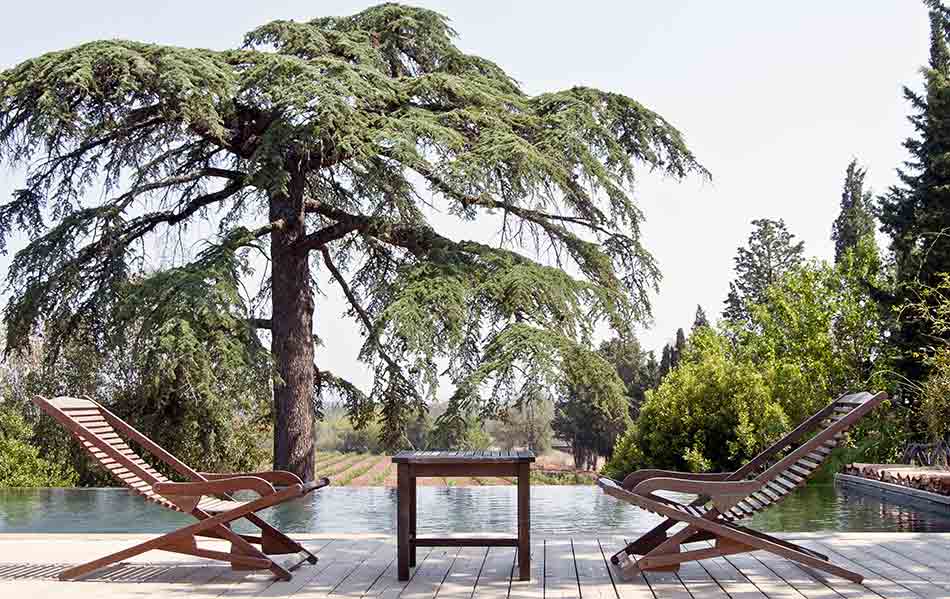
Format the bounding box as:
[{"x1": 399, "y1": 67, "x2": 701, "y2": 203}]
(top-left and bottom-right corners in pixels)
[
  {"x1": 248, "y1": 317, "x2": 272, "y2": 329},
  {"x1": 319, "y1": 246, "x2": 423, "y2": 404}
]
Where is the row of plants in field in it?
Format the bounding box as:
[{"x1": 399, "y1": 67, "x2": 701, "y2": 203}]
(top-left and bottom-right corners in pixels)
[{"x1": 311, "y1": 452, "x2": 595, "y2": 486}]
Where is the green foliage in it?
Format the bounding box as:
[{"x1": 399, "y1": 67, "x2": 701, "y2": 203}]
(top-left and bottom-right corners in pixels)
[
  {"x1": 921, "y1": 353, "x2": 950, "y2": 442},
  {"x1": 605, "y1": 246, "x2": 901, "y2": 478},
  {"x1": 600, "y1": 425, "x2": 644, "y2": 480},
  {"x1": 832, "y1": 159, "x2": 877, "y2": 264},
  {"x1": 0, "y1": 3, "x2": 707, "y2": 459},
  {"x1": 879, "y1": 4, "x2": 950, "y2": 389},
  {"x1": 724, "y1": 218, "x2": 805, "y2": 326},
  {"x1": 428, "y1": 410, "x2": 492, "y2": 450},
  {"x1": 490, "y1": 391, "x2": 554, "y2": 453},
  {"x1": 1, "y1": 317, "x2": 271, "y2": 484},
  {"x1": 315, "y1": 405, "x2": 385, "y2": 453},
  {"x1": 552, "y1": 345, "x2": 632, "y2": 469},
  {"x1": 738, "y1": 250, "x2": 891, "y2": 424},
  {"x1": 0, "y1": 402, "x2": 77, "y2": 488},
  {"x1": 907, "y1": 273, "x2": 950, "y2": 441},
  {"x1": 611, "y1": 327, "x2": 789, "y2": 474},
  {"x1": 597, "y1": 337, "x2": 657, "y2": 418}
]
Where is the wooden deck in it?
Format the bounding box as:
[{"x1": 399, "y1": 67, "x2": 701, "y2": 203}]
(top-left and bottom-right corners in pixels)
[{"x1": 1, "y1": 532, "x2": 949, "y2": 598}]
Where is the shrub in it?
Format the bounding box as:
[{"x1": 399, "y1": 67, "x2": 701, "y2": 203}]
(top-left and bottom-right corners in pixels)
[
  {"x1": 0, "y1": 403, "x2": 77, "y2": 487},
  {"x1": 603, "y1": 327, "x2": 789, "y2": 477},
  {"x1": 921, "y1": 350, "x2": 950, "y2": 443}
]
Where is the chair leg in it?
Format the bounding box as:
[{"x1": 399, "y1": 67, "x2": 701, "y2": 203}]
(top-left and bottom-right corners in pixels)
[
  {"x1": 611, "y1": 520, "x2": 675, "y2": 564},
  {"x1": 245, "y1": 512, "x2": 318, "y2": 564}
]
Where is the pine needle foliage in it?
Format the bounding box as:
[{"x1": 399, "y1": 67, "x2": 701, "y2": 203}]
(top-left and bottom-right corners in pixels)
[{"x1": 0, "y1": 3, "x2": 706, "y2": 466}]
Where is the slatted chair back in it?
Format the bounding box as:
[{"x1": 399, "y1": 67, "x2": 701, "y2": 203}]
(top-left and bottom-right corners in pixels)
[
  {"x1": 33, "y1": 396, "x2": 205, "y2": 511},
  {"x1": 721, "y1": 391, "x2": 886, "y2": 520}
]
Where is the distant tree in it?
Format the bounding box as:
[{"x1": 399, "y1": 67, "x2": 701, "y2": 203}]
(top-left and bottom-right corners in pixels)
[
  {"x1": 724, "y1": 219, "x2": 805, "y2": 325},
  {"x1": 490, "y1": 389, "x2": 554, "y2": 453},
  {"x1": 832, "y1": 159, "x2": 876, "y2": 263},
  {"x1": 692, "y1": 305, "x2": 710, "y2": 332},
  {"x1": 658, "y1": 344, "x2": 673, "y2": 381},
  {"x1": 598, "y1": 337, "x2": 654, "y2": 418},
  {"x1": 879, "y1": 3, "x2": 950, "y2": 389},
  {"x1": 604, "y1": 327, "x2": 790, "y2": 475},
  {"x1": 672, "y1": 328, "x2": 687, "y2": 368},
  {"x1": 0, "y1": 5, "x2": 706, "y2": 479},
  {"x1": 644, "y1": 351, "x2": 660, "y2": 390},
  {"x1": 552, "y1": 346, "x2": 631, "y2": 470}
]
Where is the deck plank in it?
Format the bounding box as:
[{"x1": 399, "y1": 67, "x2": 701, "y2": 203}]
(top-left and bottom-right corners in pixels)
[
  {"x1": 7, "y1": 534, "x2": 950, "y2": 599},
  {"x1": 398, "y1": 546, "x2": 460, "y2": 599},
  {"x1": 747, "y1": 550, "x2": 868, "y2": 599},
  {"x1": 673, "y1": 547, "x2": 730, "y2": 599},
  {"x1": 508, "y1": 543, "x2": 544, "y2": 599},
  {"x1": 800, "y1": 539, "x2": 926, "y2": 599},
  {"x1": 544, "y1": 539, "x2": 579, "y2": 599},
  {"x1": 367, "y1": 547, "x2": 436, "y2": 599},
  {"x1": 723, "y1": 552, "x2": 808, "y2": 599},
  {"x1": 693, "y1": 552, "x2": 768, "y2": 599},
  {"x1": 812, "y1": 537, "x2": 950, "y2": 598},
  {"x1": 598, "y1": 539, "x2": 655, "y2": 599},
  {"x1": 572, "y1": 539, "x2": 617, "y2": 599},
  {"x1": 472, "y1": 546, "x2": 515, "y2": 599},
  {"x1": 434, "y1": 546, "x2": 489, "y2": 599}
]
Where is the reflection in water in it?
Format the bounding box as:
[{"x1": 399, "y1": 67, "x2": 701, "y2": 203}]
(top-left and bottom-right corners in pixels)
[{"x1": 1, "y1": 483, "x2": 949, "y2": 535}]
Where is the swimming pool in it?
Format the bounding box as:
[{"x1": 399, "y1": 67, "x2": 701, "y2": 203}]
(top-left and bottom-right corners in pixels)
[{"x1": 1, "y1": 482, "x2": 948, "y2": 535}]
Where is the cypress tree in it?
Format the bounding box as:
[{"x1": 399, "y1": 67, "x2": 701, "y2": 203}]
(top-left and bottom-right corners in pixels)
[
  {"x1": 832, "y1": 159, "x2": 876, "y2": 263},
  {"x1": 658, "y1": 343, "x2": 673, "y2": 381},
  {"x1": 672, "y1": 327, "x2": 687, "y2": 368},
  {"x1": 879, "y1": 1, "x2": 950, "y2": 386},
  {"x1": 0, "y1": 4, "x2": 705, "y2": 479}
]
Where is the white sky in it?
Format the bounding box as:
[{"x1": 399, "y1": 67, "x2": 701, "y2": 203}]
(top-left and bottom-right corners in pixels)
[{"x1": 0, "y1": 1, "x2": 933, "y2": 390}]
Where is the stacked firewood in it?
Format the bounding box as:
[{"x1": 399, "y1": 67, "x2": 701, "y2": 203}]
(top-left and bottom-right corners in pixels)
[{"x1": 843, "y1": 463, "x2": 950, "y2": 496}]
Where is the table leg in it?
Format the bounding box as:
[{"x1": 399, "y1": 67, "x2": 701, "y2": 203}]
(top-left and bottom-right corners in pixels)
[
  {"x1": 397, "y1": 463, "x2": 410, "y2": 581},
  {"x1": 409, "y1": 472, "x2": 417, "y2": 567},
  {"x1": 517, "y1": 462, "x2": 531, "y2": 580}
]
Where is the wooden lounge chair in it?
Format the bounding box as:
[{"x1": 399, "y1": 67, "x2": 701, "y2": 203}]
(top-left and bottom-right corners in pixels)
[
  {"x1": 33, "y1": 395, "x2": 330, "y2": 581},
  {"x1": 598, "y1": 391, "x2": 888, "y2": 584}
]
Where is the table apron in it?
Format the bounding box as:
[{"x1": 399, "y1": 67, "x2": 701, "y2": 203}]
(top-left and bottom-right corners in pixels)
[
  {"x1": 407, "y1": 463, "x2": 521, "y2": 478},
  {"x1": 412, "y1": 537, "x2": 519, "y2": 547}
]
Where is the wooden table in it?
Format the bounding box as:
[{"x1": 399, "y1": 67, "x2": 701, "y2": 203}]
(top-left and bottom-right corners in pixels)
[{"x1": 392, "y1": 450, "x2": 535, "y2": 581}]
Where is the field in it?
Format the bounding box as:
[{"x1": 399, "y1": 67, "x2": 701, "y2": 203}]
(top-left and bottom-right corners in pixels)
[{"x1": 313, "y1": 451, "x2": 597, "y2": 486}]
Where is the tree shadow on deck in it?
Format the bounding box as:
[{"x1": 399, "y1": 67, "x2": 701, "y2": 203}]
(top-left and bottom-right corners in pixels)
[{"x1": 0, "y1": 561, "x2": 231, "y2": 583}]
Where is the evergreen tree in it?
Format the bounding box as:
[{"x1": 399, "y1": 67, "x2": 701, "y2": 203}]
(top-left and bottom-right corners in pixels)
[
  {"x1": 671, "y1": 327, "x2": 687, "y2": 368},
  {"x1": 879, "y1": 2, "x2": 950, "y2": 387},
  {"x1": 724, "y1": 218, "x2": 805, "y2": 326},
  {"x1": 832, "y1": 159, "x2": 876, "y2": 263},
  {"x1": 644, "y1": 351, "x2": 660, "y2": 389},
  {"x1": 552, "y1": 346, "x2": 631, "y2": 470},
  {"x1": 658, "y1": 344, "x2": 673, "y2": 380},
  {"x1": 0, "y1": 5, "x2": 706, "y2": 478},
  {"x1": 598, "y1": 336, "x2": 654, "y2": 418},
  {"x1": 692, "y1": 305, "x2": 710, "y2": 332}
]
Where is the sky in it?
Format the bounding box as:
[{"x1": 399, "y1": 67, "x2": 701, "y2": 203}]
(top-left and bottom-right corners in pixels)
[{"x1": 0, "y1": 1, "x2": 934, "y2": 390}]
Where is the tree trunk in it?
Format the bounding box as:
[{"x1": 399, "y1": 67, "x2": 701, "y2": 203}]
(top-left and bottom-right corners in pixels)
[{"x1": 270, "y1": 172, "x2": 316, "y2": 481}]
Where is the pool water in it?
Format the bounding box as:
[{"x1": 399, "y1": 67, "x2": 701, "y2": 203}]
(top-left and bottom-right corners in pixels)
[{"x1": 1, "y1": 483, "x2": 948, "y2": 535}]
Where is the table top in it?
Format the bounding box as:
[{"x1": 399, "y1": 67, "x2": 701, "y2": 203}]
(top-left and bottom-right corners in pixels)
[{"x1": 391, "y1": 450, "x2": 535, "y2": 464}]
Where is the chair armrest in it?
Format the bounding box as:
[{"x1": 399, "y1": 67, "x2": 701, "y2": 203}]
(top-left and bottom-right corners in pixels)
[
  {"x1": 198, "y1": 470, "x2": 303, "y2": 486},
  {"x1": 632, "y1": 477, "x2": 762, "y2": 513},
  {"x1": 154, "y1": 476, "x2": 276, "y2": 498},
  {"x1": 621, "y1": 469, "x2": 733, "y2": 490}
]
